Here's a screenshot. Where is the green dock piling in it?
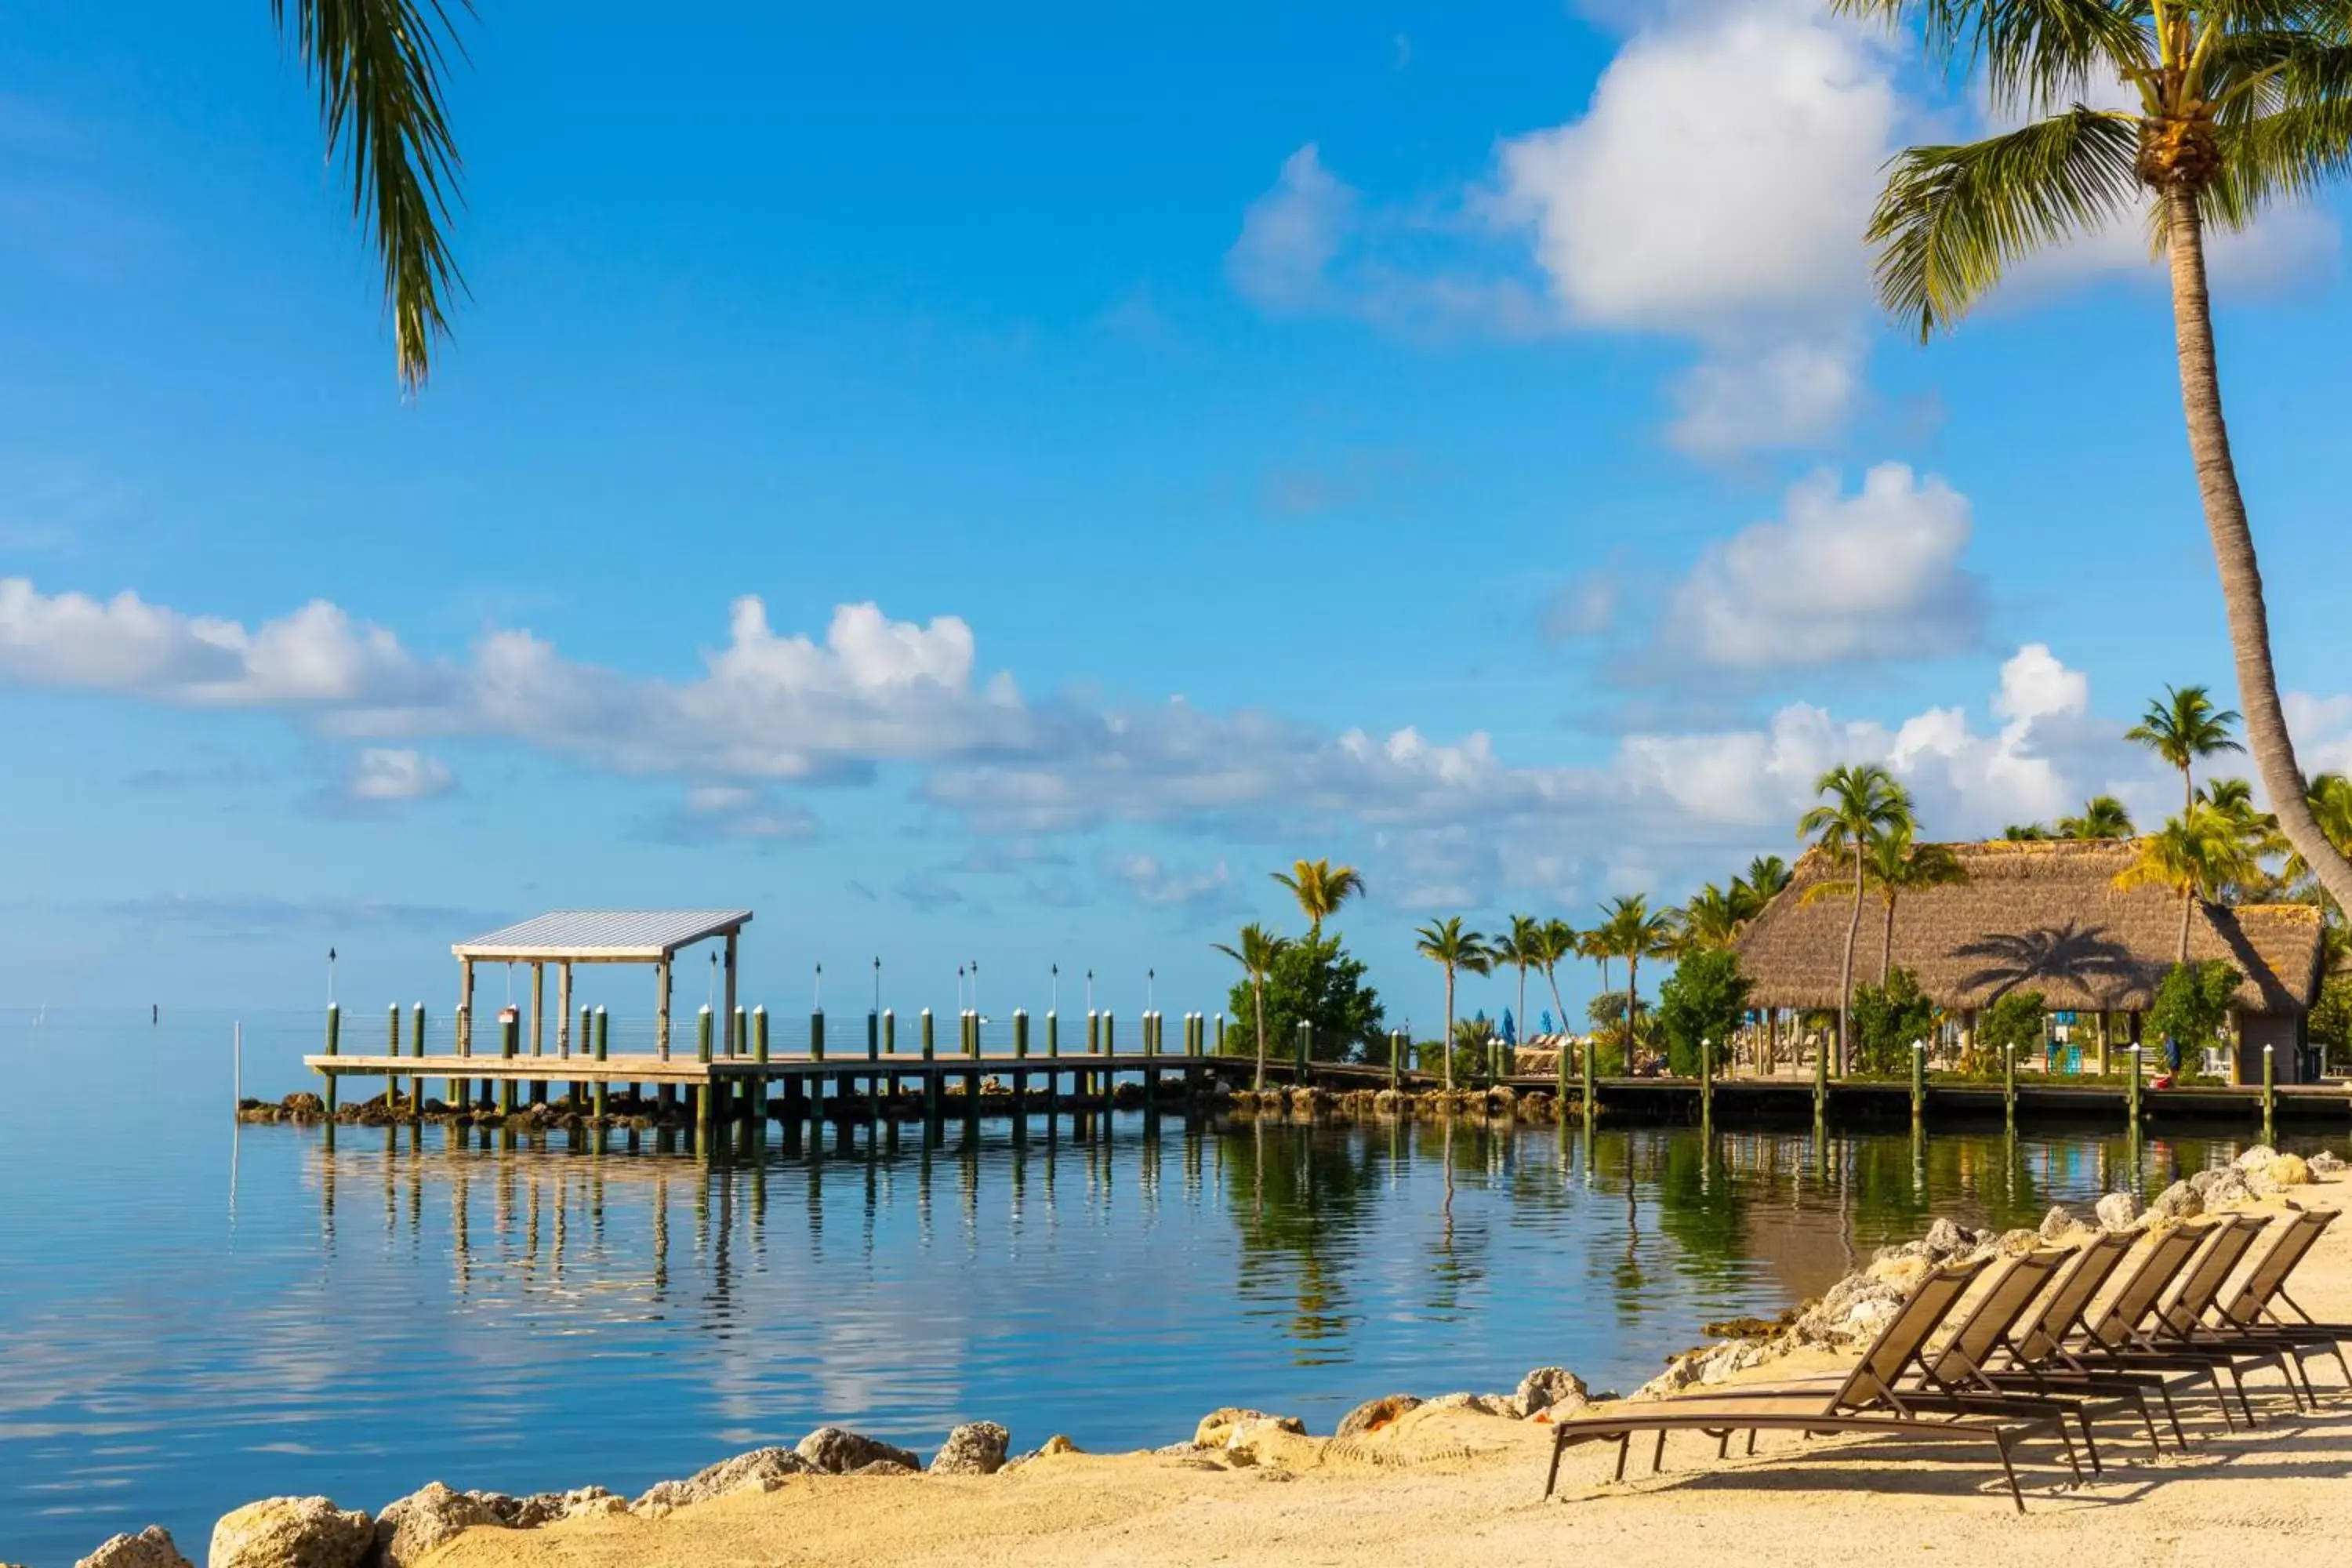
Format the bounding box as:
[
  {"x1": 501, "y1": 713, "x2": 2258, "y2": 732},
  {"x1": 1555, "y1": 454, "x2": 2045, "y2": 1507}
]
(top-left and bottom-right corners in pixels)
[
  {"x1": 1581, "y1": 1034, "x2": 1597, "y2": 1125},
  {"x1": 1294, "y1": 1019, "x2": 1311, "y2": 1083},
  {"x1": 499, "y1": 1010, "x2": 518, "y2": 1114},
  {"x1": 2127, "y1": 1046, "x2": 2143, "y2": 1125},
  {"x1": 1700, "y1": 1037, "x2": 1715, "y2": 1126},
  {"x1": 2003, "y1": 1040, "x2": 2016, "y2": 1130},
  {"x1": 413, "y1": 1002, "x2": 428, "y2": 1116},
  {"x1": 1047, "y1": 1009, "x2": 1059, "y2": 1058},
  {"x1": 2263, "y1": 1044, "x2": 2276, "y2": 1143},
  {"x1": 325, "y1": 1004, "x2": 341, "y2": 1118},
  {"x1": 921, "y1": 1008, "x2": 939, "y2": 1123},
  {"x1": 1910, "y1": 1041, "x2": 1926, "y2": 1127},
  {"x1": 1014, "y1": 1009, "x2": 1029, "y2": 1058},
  {"x1": 593, "y1": 1007, "x2": 610, "y2": 1120},
  {"x1": 1813, "y1": 1033, "x2": 1828, "y2": 1127}
]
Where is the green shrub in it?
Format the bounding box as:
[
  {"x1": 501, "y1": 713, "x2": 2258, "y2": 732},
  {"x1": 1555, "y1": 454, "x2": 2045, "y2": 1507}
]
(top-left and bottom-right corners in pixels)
[
  {"x1": 1222, "y1": 931, "x2": 1387, "y2": 1062},
  {"x1": 1969, "y1": 989, "x2": 2047, "y2": 1076},
  {"x1": 1656, "y1": 949, "x2": 1751, "y2": 1078},
  {"x1": 1849, "y1": 968, "x2": 1936, "y2": 1078},
  {"x1": 2146, "y1": 960, "x2": 2241, "y2": 1076}
]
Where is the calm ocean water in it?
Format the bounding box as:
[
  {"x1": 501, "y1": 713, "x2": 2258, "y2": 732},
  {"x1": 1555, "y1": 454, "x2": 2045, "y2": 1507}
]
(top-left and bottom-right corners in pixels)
[{"x1": 0, "y1": 1009, "x2": 2325, "y2": 1566}]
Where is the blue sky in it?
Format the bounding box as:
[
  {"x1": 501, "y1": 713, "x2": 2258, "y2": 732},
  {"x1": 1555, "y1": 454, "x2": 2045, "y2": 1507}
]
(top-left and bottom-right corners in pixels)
[{"x1": 6, "y1": 0, "x2": 2352, "y2": 1029}]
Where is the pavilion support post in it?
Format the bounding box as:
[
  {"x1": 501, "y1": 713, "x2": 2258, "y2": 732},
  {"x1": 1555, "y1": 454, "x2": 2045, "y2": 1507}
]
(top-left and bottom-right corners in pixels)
[
  {"x1": 723, "y1": 931, "x2": 739, "y2": 1054},
  {"x1": 455, "y1": 960, "x2": 475, "y2": 1106},
  {"x1": 499, "y1": 1010, "x2": 519, "y2": 1114},
  {"x1": 529, "y1": 964, "x2": 548, "y2": 1106},
  {"x1": 655, "y1": 959, "x2": 673, "y2": 1061},
  {"x1": 557, "y1": 963, "x2": 573, "y2": 1058}
]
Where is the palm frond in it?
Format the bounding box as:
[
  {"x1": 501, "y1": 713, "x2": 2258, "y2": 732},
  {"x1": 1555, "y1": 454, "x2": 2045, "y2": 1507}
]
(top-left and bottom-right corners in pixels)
[
  {"x1": 278, "y1": 0, "x2": 472, "y2": 391},
  {"x1": 1835, "y1": 0, "x2": 2151, "y2": 112},
  {"x1": 1868, "y1": 107, "x2": 2144, "y2": 340}
]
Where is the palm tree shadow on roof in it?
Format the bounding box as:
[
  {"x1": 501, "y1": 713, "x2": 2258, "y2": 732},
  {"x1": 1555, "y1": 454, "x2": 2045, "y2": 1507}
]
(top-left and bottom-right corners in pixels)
[{"x1": 1951, "y1": 922, "x2": 2144, "y2": 1007}]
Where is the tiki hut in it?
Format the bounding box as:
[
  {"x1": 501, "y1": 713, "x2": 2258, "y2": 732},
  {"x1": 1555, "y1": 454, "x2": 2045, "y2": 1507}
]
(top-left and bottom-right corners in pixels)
[{"x1": 1733, "y1": 839, "x2": 2326, "y2": 1083}]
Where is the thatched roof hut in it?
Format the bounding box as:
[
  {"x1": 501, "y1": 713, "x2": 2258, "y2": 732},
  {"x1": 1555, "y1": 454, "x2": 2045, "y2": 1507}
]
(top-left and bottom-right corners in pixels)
[{"x1": 1733, "y1": 839, "x2": 2323, "y2": 1018}]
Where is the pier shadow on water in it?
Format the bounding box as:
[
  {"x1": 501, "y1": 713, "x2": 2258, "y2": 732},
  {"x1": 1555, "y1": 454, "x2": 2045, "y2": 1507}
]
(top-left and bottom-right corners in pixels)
[{"x1": 0, "y1": 1010, "x2": 2332, "y2": 1567}]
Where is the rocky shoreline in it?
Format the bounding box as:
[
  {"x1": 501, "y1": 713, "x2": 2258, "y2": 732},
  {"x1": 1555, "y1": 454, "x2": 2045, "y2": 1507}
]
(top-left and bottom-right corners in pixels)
[{"x1": 35, "y1": 1145, "x2": 2343, "y2": 1568}]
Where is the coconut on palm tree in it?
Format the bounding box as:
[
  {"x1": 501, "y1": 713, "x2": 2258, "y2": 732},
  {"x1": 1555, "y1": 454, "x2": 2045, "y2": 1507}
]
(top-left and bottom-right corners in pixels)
[
  {"x1": 2057, "y1": 796, "x2": 2137, "y2": 840},
  {"x1": 1842, "y1": 1, "x2": 2352, "y2": 914},
  {"x1": 277, "y1": 0, "x2": 473, "y2": 390},
  {"x1": 1797, "y1": 763, "x2": 1915, "y2": 1073},
  {"x1": 1211, "y1": 923, "x2": 1290, "y2": 1092},
  {"x1": 1414, "y1": 917, "x2": 1491, "y2": 1094},
  {"x1": 2129, "y1": 687, "x2": 2247, "y2": 816},
  {"x1": 2114, "y1": 804, "x2": 2261, "y2": 963},
  {"x1": 1271, "y1": 858, "x2": 1367, "y2": 941}
]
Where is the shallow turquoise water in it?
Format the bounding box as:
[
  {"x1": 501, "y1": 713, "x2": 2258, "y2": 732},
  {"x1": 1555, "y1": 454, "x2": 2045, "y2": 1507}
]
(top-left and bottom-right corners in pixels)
[{"x1": 0, "y1": 1010, "x2": 2324, "y2": 1566}]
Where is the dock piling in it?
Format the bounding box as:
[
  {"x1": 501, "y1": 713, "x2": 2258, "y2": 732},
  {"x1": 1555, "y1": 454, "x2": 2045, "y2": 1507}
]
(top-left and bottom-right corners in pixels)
[
  {"x1": 593, "y1": 1007, "x2": 610, "y2": 1121},
  {"x1": 499, "y1": 1009, "x2": 518, "y2": 1114},
  {"x1": 1700, "y1": 1037, "x2": 1714, "y2": 1127},
  {"x1": 2002, "y1": 1040, "x2": 2016, "y2": 1130},
  {"x1": 324, "y1": 1004, "x2": 341, "y2": 1118},
  {"x1": 1909, "y1": 1041, "x2": 1926, "y2": 1127},
  {"x1": 2263, "y1": 1044, "x2": 2277, "y2": 1142}
]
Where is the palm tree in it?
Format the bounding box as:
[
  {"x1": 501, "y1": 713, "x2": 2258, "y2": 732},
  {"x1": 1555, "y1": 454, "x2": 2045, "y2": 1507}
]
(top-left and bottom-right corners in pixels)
[
  {"x1": 1212, "y1": 923, "x2": 1291, "y2": 1092},
  {"x1": 1491, "y1": 915, "x2": 1544, "y2": 1081},
  {"x1": 1797, "y1": 763, "x2": 1915, "y2": 1073},
  {"x1": 2114, "y1": 805, "x2": 2261, "y2": 964},
  {"x1": 2003, "y1": 822, "x2": 2054, "y2": 841},
  {"x1": 1537, "y1": 918, "x2": 1578, "y2": 1043},
  {"x1": 1677, "y1": 884, "x2": 1746, "y2": 949},
  {"x1": 1270, "y1": 858, "x2": 1367, "y2": 942},
  {"x1": 1737, "y1": 855, "x2": 1792, "y2": 916},
  {"x1": 2128, "y1": 687, "x2": 2246, "y2": 816},
  {"x1": 1841, "y1": 0, "x2": 2352, "y2": 913},
  {"x1": 1800, "y1": 823, "x2": 1965, "y2": 983},
  {"x1": 2056, "y1": 796, "x2": 2137, "y2": 840},
  {"x1": 1592, "y1": 894, "x2": 1675, "y2": 1051},
  {"x1": 277, "y1": 0, "x2": 472, "y2": 390},
  {"x1": 2290, "y1": 773, "x2": 2352, "y2": 891},
  {"x1": 1414, "y1": 918, "x2": 1491, "y2": 1094}
]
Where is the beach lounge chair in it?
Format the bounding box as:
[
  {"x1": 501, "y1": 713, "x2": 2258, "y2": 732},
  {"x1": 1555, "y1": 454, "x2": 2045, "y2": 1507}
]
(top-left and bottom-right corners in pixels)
[
  {"x1": 2075, "y1": 1215, "x2": 2302, "y2": 1425},
  {"x1": 1755, "y1": 1247, "x2": 2161, "y2": 1465},
  {"x1": 2202, "y1": 1208, "x2": 2351, "y2": 1395},
  {"x1": 1968, "y1": 1232, "x2": 2192, "y2": 1446},
  {"x1": 1544, "y1": 1257, "x2": 2078, "y2": 1512}
]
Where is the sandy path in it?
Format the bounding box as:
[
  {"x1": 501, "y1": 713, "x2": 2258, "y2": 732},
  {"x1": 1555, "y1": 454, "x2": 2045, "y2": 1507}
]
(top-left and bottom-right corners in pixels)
[{"x1": 433, "y1": 1179, "x2": 2352, "y2": 1568}]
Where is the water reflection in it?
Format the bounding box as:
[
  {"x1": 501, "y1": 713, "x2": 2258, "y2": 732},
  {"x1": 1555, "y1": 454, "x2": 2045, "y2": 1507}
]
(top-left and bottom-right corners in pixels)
[{"x1": 2, "y1": 1104, "x2": 2318, "y2": 1568}]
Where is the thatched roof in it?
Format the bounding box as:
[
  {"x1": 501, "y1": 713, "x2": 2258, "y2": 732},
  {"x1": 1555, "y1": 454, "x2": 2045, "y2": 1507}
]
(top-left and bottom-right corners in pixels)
[{"x1": 1733, "y1": 839, "x2": 2324, "y2": 1016}]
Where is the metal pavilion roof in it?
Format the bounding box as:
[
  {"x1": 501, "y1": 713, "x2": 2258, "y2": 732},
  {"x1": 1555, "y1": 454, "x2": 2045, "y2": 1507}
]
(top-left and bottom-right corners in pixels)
[{"x1": 452, "y1": 909, "x2": 753, "y2": 963}]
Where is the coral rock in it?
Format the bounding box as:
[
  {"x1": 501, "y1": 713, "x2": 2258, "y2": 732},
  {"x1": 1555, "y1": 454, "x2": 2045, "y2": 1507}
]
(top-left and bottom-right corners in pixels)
[
  {"x1": 929, "y1": 1421, "x2": 1011, "y2": 1476},
  {"x1": 77, "y1": 1528, "x2": 192, "y2": 1568},
  {"x1": 207, "y1": 1497, "x2": 372, "y2": 1568}
]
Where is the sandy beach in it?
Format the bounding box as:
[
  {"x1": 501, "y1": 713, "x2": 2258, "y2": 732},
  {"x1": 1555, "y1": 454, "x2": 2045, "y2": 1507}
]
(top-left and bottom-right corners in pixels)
[{"x1": 391, "y1": 1172, "x2": 2352, "y2": 1568}]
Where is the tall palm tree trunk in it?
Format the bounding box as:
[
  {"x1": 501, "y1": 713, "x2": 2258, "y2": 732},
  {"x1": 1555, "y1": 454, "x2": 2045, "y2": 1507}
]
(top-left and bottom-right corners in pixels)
[
  {"x1": 1880, "y1": 891, "x2": 1898, "y2": 986},
  {"x1": 2166, "y1": 187, "x2": 2352, "y2": 914},
  {"x1": 1838, "y1": 845, "x2": 1864, "y2": 1076},
  {"x1": 2178, "y1": 891, "x2": 2194, "y2": 967},
  {"x1": 1626, "y1": 954, "x2": 1641, "y2": 1066},
  {"x1": 1443, "y1": 967, "x2": 1457, "y2": 1094},
  {"x1": 1252, "y1": 975, "x2": 1269, "y2": 1092}
]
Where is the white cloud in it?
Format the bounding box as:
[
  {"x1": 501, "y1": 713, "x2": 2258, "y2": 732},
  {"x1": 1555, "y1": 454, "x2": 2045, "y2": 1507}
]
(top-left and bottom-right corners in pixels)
[
  {"x1": 1494, "y1": 9, "x2": 1893, "y2": 330},
  {"x1": 0, "y1": 578, "x2": 418, "y2": 703},
  {"x1": 1664, "y1": 463, "x2": 1983, "y2": 666},
  {"x1": 1110, "y1": 853, "x2": 1238, "y2": 910},
  {"x1": 0, "y1": 572, "x2": 2234, "y2": 907},
  {"x1": 346, "y1": 747, "x2": 454, "y2": 802},
  {"x1": 1667, "y1": 336, "x2": 1867, "y2": 457},
  {"x1": 1227, "y1": 145, "x2": 1355, "y2": 316}
]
